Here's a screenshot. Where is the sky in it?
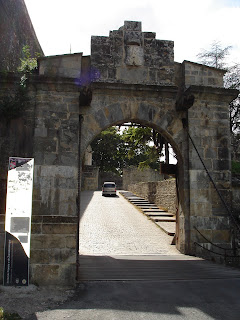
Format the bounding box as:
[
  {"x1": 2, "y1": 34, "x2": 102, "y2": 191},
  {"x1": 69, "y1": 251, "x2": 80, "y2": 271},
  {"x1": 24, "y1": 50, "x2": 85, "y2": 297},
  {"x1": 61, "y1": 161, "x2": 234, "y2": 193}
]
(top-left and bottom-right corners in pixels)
[{"x1": 24, "y1": 0, "x2": 240, "y2": 66}]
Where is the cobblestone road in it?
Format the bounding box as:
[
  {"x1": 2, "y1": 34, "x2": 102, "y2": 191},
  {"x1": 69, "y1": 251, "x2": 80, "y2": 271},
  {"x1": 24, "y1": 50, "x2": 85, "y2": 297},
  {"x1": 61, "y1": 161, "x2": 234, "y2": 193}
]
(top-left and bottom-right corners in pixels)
[{"x1": 79, "y1": 191, "x2": 181, "y2": 256}]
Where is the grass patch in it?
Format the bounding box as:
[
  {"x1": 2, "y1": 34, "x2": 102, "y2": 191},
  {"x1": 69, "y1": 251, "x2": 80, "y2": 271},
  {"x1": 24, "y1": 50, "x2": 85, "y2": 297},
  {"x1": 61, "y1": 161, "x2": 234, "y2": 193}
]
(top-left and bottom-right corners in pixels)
[{"x1": 0, "y1": 307, "x2": 21, "y2": 320}]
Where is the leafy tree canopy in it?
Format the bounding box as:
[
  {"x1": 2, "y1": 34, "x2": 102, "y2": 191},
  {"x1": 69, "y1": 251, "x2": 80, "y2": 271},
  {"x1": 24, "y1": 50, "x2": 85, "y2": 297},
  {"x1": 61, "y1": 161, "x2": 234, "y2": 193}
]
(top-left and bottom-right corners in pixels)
[
  {"x1": 91, "y1": 125, "x2": 170, "y2": 175},
  {"x1": 18, "y1": 45, "x2": 40, "y2": 73},
  {"x1": 91, "y1": 127, "x2": 127, "y2": 175}
]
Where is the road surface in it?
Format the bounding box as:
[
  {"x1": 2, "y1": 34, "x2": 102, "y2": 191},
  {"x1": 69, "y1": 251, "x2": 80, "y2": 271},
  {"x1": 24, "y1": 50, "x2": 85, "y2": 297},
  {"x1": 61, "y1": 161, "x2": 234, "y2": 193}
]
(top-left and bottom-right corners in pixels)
[{"x1": 79, "y1": 190, "x2": 180, "y2": 256}]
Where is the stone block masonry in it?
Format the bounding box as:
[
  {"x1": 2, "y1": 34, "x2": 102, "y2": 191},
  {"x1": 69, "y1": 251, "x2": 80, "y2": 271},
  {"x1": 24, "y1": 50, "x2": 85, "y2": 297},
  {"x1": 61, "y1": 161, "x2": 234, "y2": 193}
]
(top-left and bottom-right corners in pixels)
[
  {"x1": 0, "y1": 75, "x2": 81, "y2": 285},
  {"x1": 30, "y1": 215, "x2": 78, "y2": 286},
  {"x1": 0, "y1": 20, "x2": 238, "y2": 286},
  {"x1": 123, "y1": 166, "x2": 164, "y2": 190},
  {"x1": 128, "y1": 179, "x2": 177, "y2": 214},
  {"x1": 91, "y1": 21, "x2": 174, "y2": 85},
  {"x1": 39, "y1": 53, "x2": 82, "y2": 79},
  {"x1": 183, "y1": 61, "x2": 225, "y2": 88}
]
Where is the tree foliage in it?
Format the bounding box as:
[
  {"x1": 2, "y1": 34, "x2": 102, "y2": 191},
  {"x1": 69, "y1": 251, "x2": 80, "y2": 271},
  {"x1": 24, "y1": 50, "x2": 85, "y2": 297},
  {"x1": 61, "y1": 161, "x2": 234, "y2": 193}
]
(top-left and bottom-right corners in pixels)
[
  {"x1": 91, "y1": 125, "x2": 170, "y2": 175},
  {"x1": 121, "y1": 126, "x2": 164, "y2": 170},
  {"x1": 18, "y1": 45, "x2": 41, "y2": 86},
  {"x1": 18, "y1": 45, "x2": 40, "y2": 73},
  {"x1": 91, "y1": 127, "x2": 127, "y2": 175},
  {"x1": 197, "y1": 40, "x2": 232, "y2": 69},
  {"x1": 225, "y1": 64, "x2": 240, "y2": 135},
  {"x1": 0, "y1": 45, "x2": 41, "y2": 121}
]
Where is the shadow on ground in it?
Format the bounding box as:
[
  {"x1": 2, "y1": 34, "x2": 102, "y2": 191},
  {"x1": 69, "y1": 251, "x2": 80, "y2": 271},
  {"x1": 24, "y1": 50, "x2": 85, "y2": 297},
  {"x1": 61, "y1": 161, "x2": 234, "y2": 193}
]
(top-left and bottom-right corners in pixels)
[{"x1": 3, "y1": 257, "x2": 240, "y2": 319}]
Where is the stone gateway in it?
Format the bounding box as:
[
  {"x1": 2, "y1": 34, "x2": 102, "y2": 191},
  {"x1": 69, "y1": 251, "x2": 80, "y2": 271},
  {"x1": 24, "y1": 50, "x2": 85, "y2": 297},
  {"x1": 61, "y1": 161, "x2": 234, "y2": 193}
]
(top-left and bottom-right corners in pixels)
[{"x1": 0, "y1": 21, "x2": 238, "y2": 286}]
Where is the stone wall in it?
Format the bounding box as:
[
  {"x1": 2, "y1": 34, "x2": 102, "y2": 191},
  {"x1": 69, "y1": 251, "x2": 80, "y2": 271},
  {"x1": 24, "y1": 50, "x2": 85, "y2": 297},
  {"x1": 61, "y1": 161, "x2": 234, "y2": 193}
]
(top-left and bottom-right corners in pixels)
[
  {"x1": 0, "y1": 20, "x2": 238, "y2": 286},
  {"x1": 99, "y1": 172, "x2": 123, "y2": 190},
  {"x1": 232, "y1": 176, "x2": 240, "y2": 219},
  {"x1": 0, "y1": 74, "x2": 36, "y2": 282},
  {"x1": 82, "y1": 165, "x2": 99, "y2": 191},
  {"x1": 128, "y1": 179, "x2": 177, "y2": 214},
  {"x1": 0, "y1": 0, "x2": 43, "y2": 72},
  {"x1": 30, "y1": 215, "x2": 78, "y2": 286},
  {"x1": 123, "y1": 166, "x2": 164, "y2": 190},
  {"x1": 91, "y1": 21, "x2": 174, "y2": 85},
  {"x1": 0, "y1": 74, "x2": 80, "y2": 286},
  {"x1": 39, "y1": 53, "x2": 82, "y2": 79},
  {"x1": 187, "y1": 86, "x2": 236, "y2": 252},
  {"x1": 183, "y1": 61, "x2": 225, "y2": 88}
]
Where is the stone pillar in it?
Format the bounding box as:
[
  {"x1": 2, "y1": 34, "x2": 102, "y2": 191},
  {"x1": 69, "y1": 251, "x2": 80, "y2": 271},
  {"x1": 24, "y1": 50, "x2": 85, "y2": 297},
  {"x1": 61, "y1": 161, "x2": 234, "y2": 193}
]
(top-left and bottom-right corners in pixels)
[
  {"x1": 188, "y1": 86, "x2": 238, "y2": 256},
  {"x1": 29, "y1": 78, "x2": 80, "y2": 286}
]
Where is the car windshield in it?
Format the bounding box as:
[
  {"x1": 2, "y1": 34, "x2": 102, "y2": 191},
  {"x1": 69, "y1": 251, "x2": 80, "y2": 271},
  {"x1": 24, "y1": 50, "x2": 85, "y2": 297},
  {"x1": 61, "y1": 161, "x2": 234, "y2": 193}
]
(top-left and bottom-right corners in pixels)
[{"x1": 104, "y1": 183, "x2": 115, "y2": 188}]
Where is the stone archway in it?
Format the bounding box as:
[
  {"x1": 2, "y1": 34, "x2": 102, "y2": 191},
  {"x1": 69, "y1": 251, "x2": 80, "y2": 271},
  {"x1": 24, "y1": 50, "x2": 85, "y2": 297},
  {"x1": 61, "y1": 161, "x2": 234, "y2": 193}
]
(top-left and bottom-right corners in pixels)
[
  {"x1": 0, "y1": 20, "x2": 238, "y2": 286},
  {"x1": 80, "y1": 88, "x2": 188, "y2": 254}
]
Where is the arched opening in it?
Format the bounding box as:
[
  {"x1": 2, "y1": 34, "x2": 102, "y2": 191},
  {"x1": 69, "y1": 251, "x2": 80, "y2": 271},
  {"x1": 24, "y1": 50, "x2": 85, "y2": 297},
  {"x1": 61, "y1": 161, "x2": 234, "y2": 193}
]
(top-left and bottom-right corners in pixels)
[{"x1": 78, "y1": 119, "x2": 188, "y2": 280}]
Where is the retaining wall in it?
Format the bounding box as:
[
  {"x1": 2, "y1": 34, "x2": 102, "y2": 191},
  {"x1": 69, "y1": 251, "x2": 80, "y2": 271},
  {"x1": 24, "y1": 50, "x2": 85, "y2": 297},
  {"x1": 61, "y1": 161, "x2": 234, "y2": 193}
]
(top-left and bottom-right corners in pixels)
[
  {"x1": 128, "y1": 179, "x2": 177, "y2": 214},
  {"x1": 123, "y1": 166, "x2": 164, "y2": 190}
]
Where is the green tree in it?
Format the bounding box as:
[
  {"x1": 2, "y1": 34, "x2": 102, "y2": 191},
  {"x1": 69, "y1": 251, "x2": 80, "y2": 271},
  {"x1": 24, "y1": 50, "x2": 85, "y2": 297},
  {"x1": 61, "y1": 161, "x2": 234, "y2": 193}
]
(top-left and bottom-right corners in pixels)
[
  {"x1": 18, "y1": 45, "x2": 40, "y2": 73},
  {"x1": 91, "y1": 124, "x2": 174, "y2": 174},
  {"x1": 122, "y1": 126, "x2": 162, "y2": 169},
  {"x1": 18, "y1": 45, "x2": 41, "y2": 86},
  {"x1": 91, "y1": 127, "x2": 127, "y2": 175}
]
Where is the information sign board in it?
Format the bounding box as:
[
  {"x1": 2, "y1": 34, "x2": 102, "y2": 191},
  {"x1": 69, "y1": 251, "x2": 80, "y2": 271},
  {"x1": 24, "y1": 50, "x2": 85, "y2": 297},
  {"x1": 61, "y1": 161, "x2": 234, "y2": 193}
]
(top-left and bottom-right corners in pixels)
[{"x1": 3, "y1": 157, "x2": 34, "y2": 286}]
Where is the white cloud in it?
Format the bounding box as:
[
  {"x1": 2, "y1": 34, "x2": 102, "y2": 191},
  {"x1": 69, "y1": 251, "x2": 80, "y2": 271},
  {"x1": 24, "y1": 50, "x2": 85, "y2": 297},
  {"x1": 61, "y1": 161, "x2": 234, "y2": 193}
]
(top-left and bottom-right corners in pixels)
[{"x1": 25, "y1": 0, "x2": 240, "y2": 64}]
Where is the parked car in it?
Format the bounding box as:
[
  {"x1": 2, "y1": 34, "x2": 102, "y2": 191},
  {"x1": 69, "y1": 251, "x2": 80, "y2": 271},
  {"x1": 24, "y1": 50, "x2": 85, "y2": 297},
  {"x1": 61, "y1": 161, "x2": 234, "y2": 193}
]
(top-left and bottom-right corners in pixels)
[{"x1": 102, "y1": 182, "x2": 116, "y2": 196}]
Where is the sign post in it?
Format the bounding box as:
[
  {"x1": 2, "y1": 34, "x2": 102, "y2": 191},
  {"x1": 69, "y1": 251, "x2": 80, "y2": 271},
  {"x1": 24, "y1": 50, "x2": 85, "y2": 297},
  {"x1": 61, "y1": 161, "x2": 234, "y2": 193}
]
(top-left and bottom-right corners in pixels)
[{"x1": 3, "y1": 157, "x2": 34, "y2": 286}]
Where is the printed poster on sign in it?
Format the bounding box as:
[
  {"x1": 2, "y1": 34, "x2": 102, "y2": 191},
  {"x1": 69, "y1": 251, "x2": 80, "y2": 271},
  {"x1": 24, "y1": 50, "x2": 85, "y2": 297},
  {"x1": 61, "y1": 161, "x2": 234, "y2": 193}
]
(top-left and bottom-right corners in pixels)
[{"x1": 3, "y1": 157, "x2": 34, "y2": 286}]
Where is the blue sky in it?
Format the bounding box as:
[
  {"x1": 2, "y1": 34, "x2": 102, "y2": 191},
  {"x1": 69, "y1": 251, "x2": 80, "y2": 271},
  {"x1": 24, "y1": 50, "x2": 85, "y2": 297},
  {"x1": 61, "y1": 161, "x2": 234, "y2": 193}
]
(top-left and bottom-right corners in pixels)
[{"x1": 25, "y1": 0, "x2": 240, "y2": 65}]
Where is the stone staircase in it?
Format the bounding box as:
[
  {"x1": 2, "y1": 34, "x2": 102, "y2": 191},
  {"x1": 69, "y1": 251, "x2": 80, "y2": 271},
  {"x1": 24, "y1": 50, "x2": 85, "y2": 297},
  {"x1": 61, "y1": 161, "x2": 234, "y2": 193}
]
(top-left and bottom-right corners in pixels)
[{"x1": 120, "y1": 191, "x2": 176, "y2": 237}]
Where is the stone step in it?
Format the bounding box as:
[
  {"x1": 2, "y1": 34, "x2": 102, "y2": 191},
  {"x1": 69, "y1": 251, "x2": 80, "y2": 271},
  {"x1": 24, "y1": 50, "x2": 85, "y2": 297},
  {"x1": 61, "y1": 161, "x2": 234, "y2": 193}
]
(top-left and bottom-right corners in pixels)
[
  {"x1": 150, "y1": 216, "x2": 176, "y2": 223},
  {"x1": 120, "y1": 191, "x2": 176, "y2": 237},
  {"x1": 127, "y1": 197, "x2": 144, "y2": 200},
  {"x1": 142, "y1": 209, "x2": 168, "y2": 213},
  {"x1": 138, "y1": 205, "x2": 159, "y2": 208},
  {"x1": 155, "y1": 221, "x2": 176, "y2": 236},
  {"x1": 131, "y1": 201, "x2": 149, "y2": 204},
  {"x1": 144, "y1": 212, "x2": 174, "y2": 217},
  {"x1": 134, "y1": 202, "x2": 157, "y2": 205},
  {"x1": 137, "y1": 206, "x2": 158, "y2": 210}
]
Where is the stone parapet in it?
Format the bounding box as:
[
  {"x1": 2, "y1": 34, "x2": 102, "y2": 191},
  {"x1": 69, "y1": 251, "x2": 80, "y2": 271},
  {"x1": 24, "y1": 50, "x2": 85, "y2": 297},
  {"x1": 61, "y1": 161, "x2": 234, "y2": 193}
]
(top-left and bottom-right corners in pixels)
[
  {"x1": 183, "y1": 61, "x2": 225, "y2": 88},
  {"x1": 38, "y1": 53, "x2": 82, "y2": 79},
  {"x1": 91, "y1": 21, "x2": 174, "y2": 85}
]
